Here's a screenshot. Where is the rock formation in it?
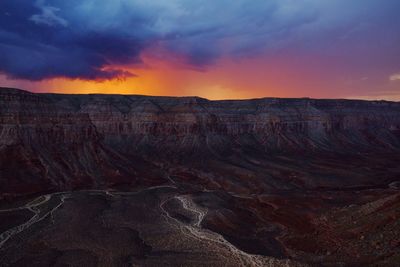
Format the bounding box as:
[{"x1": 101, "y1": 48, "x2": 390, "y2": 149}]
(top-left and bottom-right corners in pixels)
[{"x1": 0, "y1": 87, "x2": 399, "y2": 266}]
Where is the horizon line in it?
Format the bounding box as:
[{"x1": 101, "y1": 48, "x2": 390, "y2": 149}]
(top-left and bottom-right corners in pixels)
[{"x1": 0, "y1": 86, "x2": 398, "y2": 103}]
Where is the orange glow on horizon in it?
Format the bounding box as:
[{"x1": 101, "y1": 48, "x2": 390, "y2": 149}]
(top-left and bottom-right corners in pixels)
[
  {"x1": 25, "y1": 55, "x2": 318, "y2": 100},
  {"x1": 1, "y1": 52, "x2": 399, "y2": 101}
]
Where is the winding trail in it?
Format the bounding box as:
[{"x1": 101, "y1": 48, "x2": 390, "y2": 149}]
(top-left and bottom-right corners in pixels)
[
  {"x1": 0, "y1": 195, "x2": 51, "y2": 213},
  {"x1": 0, "y1": 194, "x2": 67, "y2": 248},
  {"x1": 0, "y1": 185, "x2": 177, "y2": 250},
  {"x1": 0, "y1": 186, "x2": 295, "y2": 266}
]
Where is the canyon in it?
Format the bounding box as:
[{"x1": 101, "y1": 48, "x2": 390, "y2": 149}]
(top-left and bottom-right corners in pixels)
[{"x1": 0, "y1": 87, "x2": 400, "y2": 266}]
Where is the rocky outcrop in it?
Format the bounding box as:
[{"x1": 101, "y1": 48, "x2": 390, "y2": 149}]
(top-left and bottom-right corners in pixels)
[
  {"x1": 1, "y1": 88, "x2": 400, "y2": 267},
  {"x1": 1, "y1": 87, "x2": 399, "y2": 150},
  {"x1": 1, "y1": 87, "x2": 400, "y2": 196}
]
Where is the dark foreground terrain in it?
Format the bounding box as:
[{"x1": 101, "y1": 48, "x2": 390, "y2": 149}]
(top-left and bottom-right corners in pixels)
[{"x1": 1, "y1": 88, "x2": 400, "y2": 266}]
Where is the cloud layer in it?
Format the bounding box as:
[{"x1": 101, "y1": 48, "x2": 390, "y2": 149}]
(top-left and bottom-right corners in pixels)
[
  {"x1": 0, "y1": 0, "x2": 399, "y2": 81},
  {"x1": 390, "y1": 74, "x2": 400, "y2": 81}
]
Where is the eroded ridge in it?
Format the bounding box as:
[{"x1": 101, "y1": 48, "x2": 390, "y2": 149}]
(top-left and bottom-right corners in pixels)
[{"x1": 160, "y1": 194, "x2": 303, "y2": 267}]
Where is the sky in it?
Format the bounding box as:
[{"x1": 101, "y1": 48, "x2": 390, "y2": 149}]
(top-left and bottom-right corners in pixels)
[{"x1": 0, "y1": 0, "x2": 399, "y2": 100}]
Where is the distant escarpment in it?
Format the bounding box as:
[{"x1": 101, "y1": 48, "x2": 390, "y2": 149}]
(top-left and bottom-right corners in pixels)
[{"x1": 1, "y1": 87, "x2": 400, "y2": 196}]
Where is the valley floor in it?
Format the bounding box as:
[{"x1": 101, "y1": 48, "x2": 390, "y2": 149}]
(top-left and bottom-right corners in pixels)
[{"x1": 0, "y1": 181, "x2": 399, "y2": 266}]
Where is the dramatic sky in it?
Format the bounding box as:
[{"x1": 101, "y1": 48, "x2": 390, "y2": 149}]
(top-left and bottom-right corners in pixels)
[{"x1": 0, "y1": 0, "x2": 399, "y2": 100}]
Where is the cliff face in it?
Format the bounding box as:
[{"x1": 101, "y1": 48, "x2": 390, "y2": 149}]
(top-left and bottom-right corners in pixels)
[
  {"x1": 1, "y1": 88, "x2": 400, "y2": 266},
  {"x1": 1, "y1": 87, "x2": 400, "y2": 196},
  {"x1": 2, "y1": 87, "x2": 399, "y2": 149}
]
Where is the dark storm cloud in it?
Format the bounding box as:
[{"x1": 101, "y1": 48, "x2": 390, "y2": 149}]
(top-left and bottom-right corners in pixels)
[
  {"x1": 0, "y1": 0, "x2": 147, "y2": 80},
  {"x1": 0, "y1": 0, "x2": 399, "y2": 81}
]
